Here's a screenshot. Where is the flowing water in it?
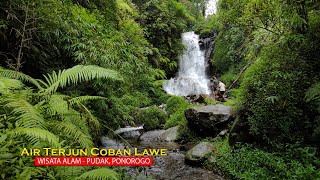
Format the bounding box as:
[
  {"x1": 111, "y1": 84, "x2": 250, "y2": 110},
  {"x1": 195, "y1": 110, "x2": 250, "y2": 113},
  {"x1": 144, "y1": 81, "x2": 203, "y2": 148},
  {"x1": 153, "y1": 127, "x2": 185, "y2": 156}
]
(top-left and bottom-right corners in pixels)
[
  {"x1": 101, "y1": 135, "x2": 225, "y2": 180},
  {"x1": 163, "y1": 0, "x2": 218, "y2": 96},
  {"x1": 163, "y1": 32, "x2": 211, "y2": 96},
  {"x1": 112, "y1": 1, "x2": 223, "y2": 179}
]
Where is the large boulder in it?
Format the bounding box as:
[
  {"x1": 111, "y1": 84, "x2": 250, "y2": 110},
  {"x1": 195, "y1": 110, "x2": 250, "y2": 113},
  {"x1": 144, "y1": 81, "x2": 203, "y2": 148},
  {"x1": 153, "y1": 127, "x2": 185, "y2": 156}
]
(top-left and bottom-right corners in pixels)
[
  {"x1": 185, "y1": 142, "x2": 215, "y2": 164},
  {"x1": 140, "y1": 126, "x2": 179, "y2": 142},
  {"x1": 185, "y1": 104, "x2": 234, "y2": 137}
]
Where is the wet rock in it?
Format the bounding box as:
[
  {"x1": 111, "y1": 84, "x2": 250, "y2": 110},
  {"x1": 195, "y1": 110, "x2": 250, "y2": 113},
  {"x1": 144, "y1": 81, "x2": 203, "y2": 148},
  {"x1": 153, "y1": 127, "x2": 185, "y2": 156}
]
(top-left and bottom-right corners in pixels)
[
  {"x1": 114, "y1": 126, "x2": 144, "y2": 140},
  {"x1": 185, "y1": 142, "x2": 215, "y2": 164},
  {"x1": 186, "y1": 94, "x2": 208, "y2": 104},
  {"x1": 193, "y1": 94, "x2": 207, "y2": 104},
  {"x1": 185, "y1": 104, "x2": 234, "y2": 137},
  {"x1": 219, "y1": 129, "x2": 228, "y2": 137},
  {"x1": 140, "y1": 126, "x2": 179, "y2": 142},
  {"x1": 161, "y1": 126, "x2": 179, "y2": 141},
  {"x1": 207, "y1": 155, "x2": 217, "y2": 164},
  {"x1": 101, "y1": 137, "x2": 125, "y2": 149},
  {"x1": 121, "y1": 131, "x2": 141, "y2": 139},
  {"x1": 139, "y1": 129, "x2": 166, "y2": 141}
]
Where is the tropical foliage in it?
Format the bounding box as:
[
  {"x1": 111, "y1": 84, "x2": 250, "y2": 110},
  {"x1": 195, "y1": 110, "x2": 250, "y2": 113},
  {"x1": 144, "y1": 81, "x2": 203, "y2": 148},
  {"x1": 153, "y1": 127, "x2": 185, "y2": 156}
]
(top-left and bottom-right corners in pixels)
[
  {"x1": 197, "y1": 0, "x2": 320, "y2": 145},
  {"x1": 0, "y1": 0, "x2": 206, "y2": 178},
  {"x1": 2, "y1": 0, "x2": 320, "y2": 179},
  {"x1": 197, "y1": 0, "x2": 320, "y2": 178},
  {"x1": 0, "y1": 65, "x2": 122, "y2": 179}
]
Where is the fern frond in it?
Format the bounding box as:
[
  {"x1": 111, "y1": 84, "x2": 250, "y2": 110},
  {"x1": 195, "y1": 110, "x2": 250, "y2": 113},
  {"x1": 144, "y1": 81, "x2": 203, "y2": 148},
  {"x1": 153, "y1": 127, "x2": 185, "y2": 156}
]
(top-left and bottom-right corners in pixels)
[
  {"x1": 0, "y1": 77, "x2": 24, "y2": 94},
  {"x1": 41, "y1": 65, "x2": 123, "y2": 94},
  {"x1": 77, "y1": 168, "x2": 119, "y2": 180},
  {"x1": 18, "y1": 166, "x2": 47, "y2": 180},
  {"x1": 305, "y1": 82, "x2": 320, "y2": 102},
  {"x1": 69, "y1": 96, "x2": 107, "y2": 106},
  {"x1": 0, "y1": 67, "x2": 43, "y2": 89},
  {"x1": 6, "y1": 99, "x2": 46, "y2": 129},
  {"x1": 10, "y1": 128, "x2": 60, "y2": 147},
  {"x1": 51, "y1": 121, "x2": 94, "y2": 149},
  {"x1": 79, "y1": 103, "x2": 100, "y2": 130},
  {"x1": 152, "y1": 68, "x2": 167, "y2": 79},
  {"x1": 305, "y1": 82, "x2": 320, "y2": 111},
  {"x1": 41, "y1": 94, "x2": 71, "y2": 116}
]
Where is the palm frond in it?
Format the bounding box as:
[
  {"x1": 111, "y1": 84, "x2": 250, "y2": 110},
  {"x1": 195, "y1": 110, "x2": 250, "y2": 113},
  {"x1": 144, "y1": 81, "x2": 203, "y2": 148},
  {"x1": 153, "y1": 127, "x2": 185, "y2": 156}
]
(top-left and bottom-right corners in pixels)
[
  {"x1": 6, "y1": 99, "x2": 46, "y2": 129},
  {"x1": 10, "y1": 128, "x2": 60, "y2": 147},
  {"x1": 0, "y1": 67, "x2": 43, "y2": 89},
  {"x1": 41, "y1": 65, "x2": 123, "y2": 94},
  {"x1": 51, "y1": 121, "x2": 94, "y2": 149},
  {"x1": 69, "y1": 96, "x2": 107, "y2": 106},
  {"x1": 76, "y1": 168, "x2": 119, "y2": 180}
]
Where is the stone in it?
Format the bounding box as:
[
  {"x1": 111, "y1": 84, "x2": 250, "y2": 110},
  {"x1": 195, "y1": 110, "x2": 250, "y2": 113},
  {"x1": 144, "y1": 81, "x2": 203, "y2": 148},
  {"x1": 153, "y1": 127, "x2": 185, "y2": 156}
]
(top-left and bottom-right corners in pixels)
[
  {"x1": 219, "y1": 129, "x2": 228, "y2": 137},
  {"x1": 140, "y1": 126, "x2": 179, "y2": 142},
  {"x1": 193, "y1": 94, "x2": 207, "y2": 104},
  {"x1": 114, "y1": 125, "x2": 144, "y2": 140},
  {"x1": 185, "y1": 142, "x2": 215, "y2": 164},
  {"x1": 185, "y1": 104, "x2": 234, "y2": 137},
  {"x1": 161, "y1": 126, "x2": 179, "y2": 142},
  {"x1": 101, "y1": 137, "x2": 125, "y2": 149}
]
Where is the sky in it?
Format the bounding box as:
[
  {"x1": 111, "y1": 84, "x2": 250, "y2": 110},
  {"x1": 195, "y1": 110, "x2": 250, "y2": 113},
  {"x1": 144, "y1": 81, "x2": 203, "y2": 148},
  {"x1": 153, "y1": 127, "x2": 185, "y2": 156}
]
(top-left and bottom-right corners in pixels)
[{"x1": 205, "y1": 0, "x2": 218, "y2": 18}]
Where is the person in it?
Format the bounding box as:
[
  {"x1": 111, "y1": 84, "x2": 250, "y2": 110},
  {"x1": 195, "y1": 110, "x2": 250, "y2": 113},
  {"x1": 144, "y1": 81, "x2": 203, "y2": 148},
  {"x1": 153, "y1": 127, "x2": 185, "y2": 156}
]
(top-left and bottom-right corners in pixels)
[
  {"x1": 210, "y1": 77, "x2": 219, "y2": 98},
  {"x1": 217, "y1": 80, "x2": 226, "y2": 101}
]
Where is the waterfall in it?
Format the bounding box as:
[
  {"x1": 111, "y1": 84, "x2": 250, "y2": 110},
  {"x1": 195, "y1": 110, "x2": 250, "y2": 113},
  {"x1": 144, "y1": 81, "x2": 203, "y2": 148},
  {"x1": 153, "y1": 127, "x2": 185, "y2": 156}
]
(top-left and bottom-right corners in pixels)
[
  {"x1": 163, "y1": 0, "x2": 218, "y2": 96},
  {"x1": 163, "y1": 32, "x2": 211, "y2": 96}
]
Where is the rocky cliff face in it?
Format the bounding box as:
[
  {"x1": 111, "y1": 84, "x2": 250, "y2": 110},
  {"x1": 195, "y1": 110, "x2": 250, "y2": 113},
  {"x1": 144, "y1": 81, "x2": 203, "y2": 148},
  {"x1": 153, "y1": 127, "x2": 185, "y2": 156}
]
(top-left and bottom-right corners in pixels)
[{"x1": 198, "y1": 31, "x2": 217, "y2": 77}]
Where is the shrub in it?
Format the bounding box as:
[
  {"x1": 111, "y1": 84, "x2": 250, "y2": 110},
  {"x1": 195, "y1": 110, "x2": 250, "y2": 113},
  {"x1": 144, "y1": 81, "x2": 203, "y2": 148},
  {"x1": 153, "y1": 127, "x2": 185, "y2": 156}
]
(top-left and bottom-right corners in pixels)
[
  {"x1": 208, "y1": 139, "x2": 320, "y2": 180},
  {"x1": 220, "y1": 68, "x2": 237, "y2": 87},
  {"x1": 134, "y1": 106, "x2": 167, "y2": 131},
  {"x1": 164, "y1": 106, "x2": 187, "y2": 129},
  {"x1": 237, "y1": 43, "x2": 311, "y2": 143},
  {"x1": 149, "y1": 80, "x2": 170, "y2": 105},
  {"x1": 211, "y1": 27, "x2": 246, "y2": 75},
  {"x1": 163, "y1": 96, "x2": 194, "y2": 140},
  {"x1": 204, "y1": 97, "x2": 218, "y2": 105},
  {"x1": 165, "y1": 96, "x2": 190, "y2": 115}
]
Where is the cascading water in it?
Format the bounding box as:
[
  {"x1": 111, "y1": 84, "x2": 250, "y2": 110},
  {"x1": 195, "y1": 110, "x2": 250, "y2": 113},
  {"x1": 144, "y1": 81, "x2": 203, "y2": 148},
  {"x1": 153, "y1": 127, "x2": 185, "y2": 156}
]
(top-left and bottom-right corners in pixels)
[
  {"x1": 163, "y1": 32, "x2": 211, "y2": 96},
  {"x1": 163, "y1": 0, "x2": 218, "y2": 96}
]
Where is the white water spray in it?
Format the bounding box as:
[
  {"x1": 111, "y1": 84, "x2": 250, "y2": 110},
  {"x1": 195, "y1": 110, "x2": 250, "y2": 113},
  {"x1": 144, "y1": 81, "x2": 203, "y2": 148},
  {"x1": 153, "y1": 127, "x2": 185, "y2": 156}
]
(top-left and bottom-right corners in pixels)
[
  {"x1": 163, "y1": 32, "x2": 211, "y2": 96},
  {"x1": 163, "y1": 0, "x2": 219, "y2": 96}
]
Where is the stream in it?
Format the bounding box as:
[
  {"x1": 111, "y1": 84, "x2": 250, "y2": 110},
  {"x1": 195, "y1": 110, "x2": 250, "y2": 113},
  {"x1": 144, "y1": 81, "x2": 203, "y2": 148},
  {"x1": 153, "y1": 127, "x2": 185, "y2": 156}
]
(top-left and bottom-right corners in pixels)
[
  {"x1": 101, "y1": 134, "x2": 225, "y2": 180},
  {"x1": 102, "y1": 1, "x2": 224, "y2": 179}
]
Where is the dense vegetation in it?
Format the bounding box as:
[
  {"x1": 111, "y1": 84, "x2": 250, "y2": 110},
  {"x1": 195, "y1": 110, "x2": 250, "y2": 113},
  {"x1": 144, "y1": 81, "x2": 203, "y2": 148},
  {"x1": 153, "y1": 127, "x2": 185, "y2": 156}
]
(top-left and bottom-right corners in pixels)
[
  {"x1": 1, "y1": 0, "x2": 320, "y2": 179},
  {"x1": 0, "y1": 0, "x2": 205, "y2": 179},
  {"x1": 195, "y1": 0, "x2": 320, "y2": 178}
]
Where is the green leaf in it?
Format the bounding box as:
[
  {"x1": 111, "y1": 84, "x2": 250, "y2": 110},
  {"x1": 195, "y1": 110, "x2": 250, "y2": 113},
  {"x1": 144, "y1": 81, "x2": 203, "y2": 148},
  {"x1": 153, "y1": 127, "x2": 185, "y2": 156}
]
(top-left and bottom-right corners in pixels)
[
  {"x1": 41, "y1": 65, "x2": 123, "y2": 94},
  {"x1": 6, "y1": 99, "x2": 46, "y2": 129},
  {"x1": 9, "y1": 128, "x2": 60, "y2": 147},
  {"x1": 0, "y1": 67, "x2": 43, "y2": 89},
  {"x1": 77, "y1": 168, "x2": 119, "y2": 180}
]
